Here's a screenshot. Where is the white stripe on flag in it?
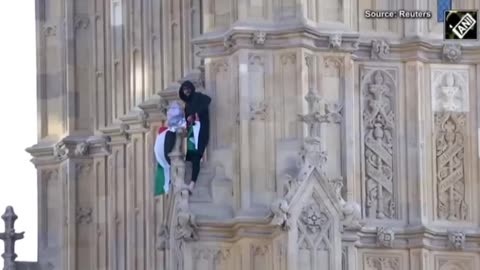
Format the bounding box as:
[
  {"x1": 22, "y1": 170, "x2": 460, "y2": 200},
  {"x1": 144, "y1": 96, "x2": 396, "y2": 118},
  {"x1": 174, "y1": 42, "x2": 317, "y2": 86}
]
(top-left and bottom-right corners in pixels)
[
  {"x1": 154, "y1": 130, "x2": 170, "y2": 193},
  {"x1": 193, "y1": 121, "x2": 200, "y2": 149}
]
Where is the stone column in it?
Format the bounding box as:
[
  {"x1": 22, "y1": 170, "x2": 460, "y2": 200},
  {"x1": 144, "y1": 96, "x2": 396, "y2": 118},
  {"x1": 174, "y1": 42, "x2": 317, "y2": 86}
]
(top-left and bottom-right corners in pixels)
[
  {"x1": 342, "y1": 56, "x2": 358, "y2": 202},
  {"x1": 27, "y1": 137, "x2": 109, "y2": 270},
  {"x1": 237, "y1": 49, "x2": 276, "y2": 213},
  {"x1": 409, "y1": 248, "x2": 430, "y2": 270},
  {"x1": 101, "y1": 124, "x2": 129, "y2": 270},
  {"x1": 405, "y1": 61, "x2": 427, "y2": 225},
  {"x1": 403, "y1": 0, "x2": 425, "y2": 38},
  {"x1": 36, "y1": 0, "x2": 69, "y2": 137}
]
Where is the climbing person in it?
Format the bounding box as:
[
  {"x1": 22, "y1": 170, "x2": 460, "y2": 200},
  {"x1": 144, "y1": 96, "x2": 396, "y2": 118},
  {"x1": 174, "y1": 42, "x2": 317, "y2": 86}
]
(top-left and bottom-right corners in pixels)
[
  {"x1": 179, "y1": 80, "x2": 211, "y2": 191},
  {"x1": 154, "y1": 102, "x2": 186, "y2": 196}
]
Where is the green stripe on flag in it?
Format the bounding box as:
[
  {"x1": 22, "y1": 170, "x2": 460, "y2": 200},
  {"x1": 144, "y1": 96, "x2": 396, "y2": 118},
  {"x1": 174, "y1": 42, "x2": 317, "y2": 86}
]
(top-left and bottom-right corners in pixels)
[
  {"x1": 155, "y1": 163, "x2": 165, "y2": 195},
  {"x1": 187, "y1": 126, "x2": 196, "y2": 151}
]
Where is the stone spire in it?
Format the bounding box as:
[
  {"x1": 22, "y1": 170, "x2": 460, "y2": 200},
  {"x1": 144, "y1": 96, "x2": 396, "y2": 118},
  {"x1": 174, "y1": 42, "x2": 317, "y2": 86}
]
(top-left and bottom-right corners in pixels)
[{"x1": 0, "y1": 206, "x2": 24, "y2": 270}]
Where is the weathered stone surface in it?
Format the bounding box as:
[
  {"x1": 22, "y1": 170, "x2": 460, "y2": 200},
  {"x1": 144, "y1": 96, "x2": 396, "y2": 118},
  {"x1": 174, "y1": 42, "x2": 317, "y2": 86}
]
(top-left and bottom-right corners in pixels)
[{"x1": 22, "y1": 0, "x2": 480, "y2": 269}]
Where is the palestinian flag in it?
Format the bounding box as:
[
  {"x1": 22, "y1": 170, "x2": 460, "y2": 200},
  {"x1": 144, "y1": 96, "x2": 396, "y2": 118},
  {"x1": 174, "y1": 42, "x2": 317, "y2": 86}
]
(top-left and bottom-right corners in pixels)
[
  {"x1": 187, "y1": 121, "x2": 201, "y2": 151},
  {"x1": 154, "y1": 127, "x2": 176, "y2": 195},
  {"x1": 153, "y1": 122, "x2": 200, "y2": 196}
]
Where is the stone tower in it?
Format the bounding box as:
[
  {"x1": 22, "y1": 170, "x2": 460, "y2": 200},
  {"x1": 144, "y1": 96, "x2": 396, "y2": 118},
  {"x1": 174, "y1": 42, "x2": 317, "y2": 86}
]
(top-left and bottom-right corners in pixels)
[{"x1": 27, "y1": 0, "x2": 480, "y2": 270}]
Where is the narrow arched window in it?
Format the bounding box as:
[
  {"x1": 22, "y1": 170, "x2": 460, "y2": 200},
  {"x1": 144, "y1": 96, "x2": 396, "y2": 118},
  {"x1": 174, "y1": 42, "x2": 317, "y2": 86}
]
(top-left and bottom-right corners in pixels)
[{"x1": 437, "y1": 0, "x2": 452, "y2": 22}]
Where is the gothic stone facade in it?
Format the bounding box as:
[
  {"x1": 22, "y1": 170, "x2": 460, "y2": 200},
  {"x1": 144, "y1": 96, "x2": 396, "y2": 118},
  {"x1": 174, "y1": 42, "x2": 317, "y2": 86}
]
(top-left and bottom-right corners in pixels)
[{"x1": 28, "y1": 0, "x2": 480, "y2": 270}]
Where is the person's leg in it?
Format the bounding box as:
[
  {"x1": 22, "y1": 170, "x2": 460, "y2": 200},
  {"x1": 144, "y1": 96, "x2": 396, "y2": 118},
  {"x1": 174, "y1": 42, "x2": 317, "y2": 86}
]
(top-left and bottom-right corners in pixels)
[
  {"x1": 190, "y1": 152, "x2": 201, "y2": 183},
  {"x1": 186, "y1": 151, "x2": 201, "y2": 191}
]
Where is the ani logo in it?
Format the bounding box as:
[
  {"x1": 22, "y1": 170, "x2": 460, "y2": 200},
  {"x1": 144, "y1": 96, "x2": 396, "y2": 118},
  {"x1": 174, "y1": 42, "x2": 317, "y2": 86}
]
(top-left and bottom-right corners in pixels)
[{"x1": 444, "y1": 10, "x2": 478, "y2": 40}]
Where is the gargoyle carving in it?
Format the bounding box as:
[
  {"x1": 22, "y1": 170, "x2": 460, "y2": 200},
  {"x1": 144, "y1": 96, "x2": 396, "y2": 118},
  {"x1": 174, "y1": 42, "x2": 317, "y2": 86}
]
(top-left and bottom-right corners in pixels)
[
  {"x1": 376, "y1": 227, "x2": 395, "y2": 247},
  {"x1": 329, "y1": 33, "x2": 342, "y2": 49},
  {"x1": 74, "y1": 142, "x2": 89, "y2": 156},
  {"x1": 330, "y1": 177, "x2": 363, "y2": 230},
  {"x1": 174, "y1": 190, "x2": 198, "y2": 241},
  {"x1": 252, "y1": 31, "x2": 266, "y2": 45},
  {"x1": 53, "y1": 142, "x2": 68, "y2": 160},
  {"x1": 341, "y1": 202, "x2": 362, "y2": 230},
  {"x1": 448, "y1": 231, "x2": 465, "y2": 250},
  {"x1": 270, "y1": 198, "x2": 291, "y2": 230}
]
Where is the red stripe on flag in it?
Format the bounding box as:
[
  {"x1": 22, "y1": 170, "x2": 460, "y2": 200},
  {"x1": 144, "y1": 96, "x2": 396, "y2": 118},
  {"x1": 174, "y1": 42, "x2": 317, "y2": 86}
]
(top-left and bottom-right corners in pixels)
[{"x1": 158, "y1": 126, "x2": 168, "y2": 134}]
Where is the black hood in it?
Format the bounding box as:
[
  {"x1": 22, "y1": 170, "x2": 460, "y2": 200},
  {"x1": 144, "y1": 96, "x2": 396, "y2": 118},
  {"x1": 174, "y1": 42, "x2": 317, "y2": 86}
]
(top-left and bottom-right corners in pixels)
[{"x1": 179, "y1": 80, "x2": 196, "y2": 102}]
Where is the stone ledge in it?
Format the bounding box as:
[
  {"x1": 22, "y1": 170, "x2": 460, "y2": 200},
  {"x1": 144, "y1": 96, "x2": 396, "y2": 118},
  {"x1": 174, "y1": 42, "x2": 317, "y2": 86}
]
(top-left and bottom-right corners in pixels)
[
  {"x1": 193, "y1": 21, "x2": 480, "y2": 63},
  {"x1": 26, "y1": 134, "x2": 110, "y2": 165},
  {"x1": 26, "y1": 68, "x2": 204, "y2": 163},
  {"x1": 192, "y1": 217, "x2": 480, "y2": 251}
]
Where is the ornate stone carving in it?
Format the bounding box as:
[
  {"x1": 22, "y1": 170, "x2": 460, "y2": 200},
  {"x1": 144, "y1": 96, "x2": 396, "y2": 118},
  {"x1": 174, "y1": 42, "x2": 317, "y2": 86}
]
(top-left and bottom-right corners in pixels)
[
  {"x1": 435, "y1": 112, "x2": 467, "y2": 221},
  {"x1": 441, "y1": 73, "x2": 460, "y2": 111},
  {"x1": 74, "y1": 142, "x2": 89, "y2": 156},
  {"x1": 119, "y1": 123, "x2": 130, "y2": 136},
  {"x1": 363, "y1": 70, "x2": 396, "y2": 219},
  {"x1": 341, "y1": 201, "x2": 362, "y2": 230},
  {"x1": 252, "y1": 31, "x2": 266, "y2": 45},
  {"x1": 329, "y1": 33, "x2": 342, "y2": 49},
  {"x1": 297, "y1": 195, "x2": 334, "y2": 269},
  {"x1": 328, "y1": 177, "x2": 362, "y2": 230},
  {"x1": 249, "y1": 101, "x2": 267, "y2": 120},
  {"x1": 300, "y1": 203, "x2": 329, "y2": 234},
  {"x1": 448, "y1": 231, "x2": 465, "y2": 250},
  {"x1": 376, "y1": 227, "x2": 395, "y2": 247},
  {"x1": 366, "y1": 256, "x2": 400, "y2": 270},
  {"x1": 270, "y1": 199, "x2": 291, "y2": 230},
  {"x1": 223, "y1": 35, "x2": 234, "y2": 48},
  {"x1": 270, "y1": 90, "x2": 351, "y2": 232},
  {"x1": 442, "y1": 44, "x2": 462, "y2": 63},
  {"x1": 53, "y1": 143, "x2": 69, "y2": 160},
  {"x1": 371, "y1": 40, "x2": 390, "y2": 60},
  {"x1": 298, "y1": 90, "x2": 343, "y2": 136},
  {"x1": 299, "y1": 136, "x2": 327, "y2": 168},
  {"x1": 174, "y1": 190, "x2": 198, "y2": 241},
  {"x1": 76, "y1": 207, "x2": 92, "y2": 224},
  {"x1": 0, "y1": 206, "x2": 25, "y2": 270},
  {"x1": 432, "y1": 71, "x2": 468, "y2": 112}
]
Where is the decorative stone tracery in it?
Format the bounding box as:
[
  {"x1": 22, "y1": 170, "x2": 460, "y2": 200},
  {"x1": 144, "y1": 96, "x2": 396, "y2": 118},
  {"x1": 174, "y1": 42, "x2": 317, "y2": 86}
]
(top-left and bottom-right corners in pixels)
[
  {"x1": 435, "y1": 112, "x2": 467, "y2": 221},
  {"x1": 297, "y1": 195, "x2": 334, "y2": 268},
  {"x1": 371, "y1": 40, "x2": 390, "y2": 60},
  {"x1": 362, "y1": 70, "x2": 396, "y2": 219}
]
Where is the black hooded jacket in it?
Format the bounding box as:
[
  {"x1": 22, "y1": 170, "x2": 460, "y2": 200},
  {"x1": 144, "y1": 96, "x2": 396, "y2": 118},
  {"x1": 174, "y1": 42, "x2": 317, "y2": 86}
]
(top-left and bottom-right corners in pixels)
[{"x1": 179, "y1": 81, "x2": 211, "y2": 155}]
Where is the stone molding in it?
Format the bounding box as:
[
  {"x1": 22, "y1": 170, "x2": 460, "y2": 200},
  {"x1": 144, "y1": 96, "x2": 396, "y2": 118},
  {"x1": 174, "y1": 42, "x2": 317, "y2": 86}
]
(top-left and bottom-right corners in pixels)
[
  {"x1": 26, "y1": 135, "x2": 110, "y2": 165},
  {"x1": 355, "y1": 226, "x2": 480, "y2": 252},
  {"x1": 193, "y1": 22, "x2": 480, "y2": 63},
  {"x1": 26, "y1": 78, "x2": 176, "y2": 164},
  {"x1": 154, "y1": 217, "x2": 480, "y2": 252}
]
